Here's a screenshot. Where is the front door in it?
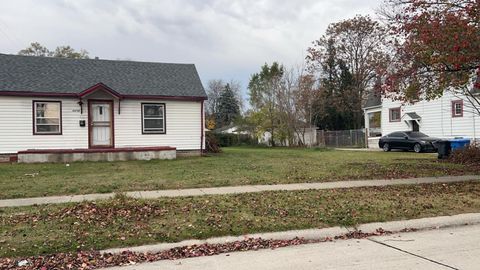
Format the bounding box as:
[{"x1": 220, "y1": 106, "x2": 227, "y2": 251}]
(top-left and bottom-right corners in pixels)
[
  {"x1": 412, "y1": 120, "x2": 420, "y2": 132},
  {"x1": 89, "y1": 101, "x2": 113, "y2": 148}
]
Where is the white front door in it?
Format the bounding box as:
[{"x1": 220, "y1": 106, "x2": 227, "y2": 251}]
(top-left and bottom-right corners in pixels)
[{"x1": 89, "y1": 101, "x2": 113, "y2": 148}]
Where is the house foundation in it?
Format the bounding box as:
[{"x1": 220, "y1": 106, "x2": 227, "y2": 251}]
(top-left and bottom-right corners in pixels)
[{"x1": 17, "y1": 147, "x2": 176, "y2": 163}]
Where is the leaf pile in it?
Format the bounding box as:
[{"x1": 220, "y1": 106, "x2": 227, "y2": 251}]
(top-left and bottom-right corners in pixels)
[{"x1": 0, "y1": 228, "x2": 394, "y2": 270}]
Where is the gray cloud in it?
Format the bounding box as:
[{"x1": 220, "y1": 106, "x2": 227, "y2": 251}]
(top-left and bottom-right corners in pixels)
[{"x1": 0, "y1": 0, "x2": 381, "y2": 98}]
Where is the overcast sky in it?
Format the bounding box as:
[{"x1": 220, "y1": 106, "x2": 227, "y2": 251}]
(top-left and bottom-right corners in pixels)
[{"x1": 0, "y1": 0, "x2": 381, "y2": 99}]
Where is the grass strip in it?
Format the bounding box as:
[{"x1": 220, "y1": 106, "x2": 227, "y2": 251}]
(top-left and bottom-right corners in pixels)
[
  {"x1": 0, "y1": 147, "x2": 475, "y2": 199},
  {"x1": 1, "y1": 181, "x2": 480, "y2": 258}
]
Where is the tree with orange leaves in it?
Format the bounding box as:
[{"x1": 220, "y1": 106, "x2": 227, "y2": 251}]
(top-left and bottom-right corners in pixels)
[{"x1": 380, "y1": 0, "x2": 480, "y2": 114}]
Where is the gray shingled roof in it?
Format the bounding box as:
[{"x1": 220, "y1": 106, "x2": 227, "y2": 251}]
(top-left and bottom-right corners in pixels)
[
  {"x1": 0, "y1": 54, "x2": 206, "y2": 98},
  {"x1": 363, "y1": 90, "x2": 382, "y2": 109},
  {"x1": 405, "y1": 112, "x2": 421, "y2": 119}
]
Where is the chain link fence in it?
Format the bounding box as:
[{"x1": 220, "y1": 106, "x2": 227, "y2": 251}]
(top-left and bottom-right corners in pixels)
[{"x1": 317, "y1": 129, "x2": 366, "y2": 148}]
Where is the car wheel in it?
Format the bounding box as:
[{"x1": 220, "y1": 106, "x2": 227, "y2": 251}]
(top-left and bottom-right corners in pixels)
[
  {"x1": 383, "y1": 143, "x2": 391, "y2": 152},
  {"x1": 413, "y1": 143, "x2": 423, "y2": 153}
]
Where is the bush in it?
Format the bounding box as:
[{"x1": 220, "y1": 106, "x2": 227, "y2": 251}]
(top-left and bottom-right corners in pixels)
[
  {"x1": 449, "y1": 145, "x2": 480, "y2": 165},
  {"x1": 205, "y1": 132, "x2": 222, "y2": 153},
  {"x1": 213, "y1": 133, "x2": 258, "y2": 147}
]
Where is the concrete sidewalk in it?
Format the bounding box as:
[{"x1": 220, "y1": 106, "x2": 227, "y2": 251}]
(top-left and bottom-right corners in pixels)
[
  {"x1": 103, "y1": 223, "x2": 480, "y2": 270},
  {"x1": 1, "y1": 174, "x2": 478, "y2": 208}
]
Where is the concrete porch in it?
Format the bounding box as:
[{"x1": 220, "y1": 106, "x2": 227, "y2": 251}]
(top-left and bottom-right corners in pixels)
[{"x1": 17, "y1": 146, "x2": 177, "y2": 163}]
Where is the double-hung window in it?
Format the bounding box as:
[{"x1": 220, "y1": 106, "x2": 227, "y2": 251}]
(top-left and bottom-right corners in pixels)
[
  {"x1": 451, "y1": 100, "x2": 463, "y2": 117},
  {"x1": 389, "y1": 107, "x2": 401, "y2": 122},
  {"x1": 142, "y1": 103, "x2": 165, "y2": 134},
  {"x1": 33, "y1": 101, "x2": 62, "y2": 135}
]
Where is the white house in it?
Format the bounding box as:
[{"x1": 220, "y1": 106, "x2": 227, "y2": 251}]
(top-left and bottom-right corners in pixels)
[
  {"x1": 258, "y1": 127, "x2": 318, "y2": 147},
  {"x1": 215, "y1": 124, "x2": 250, "y2": 135},
  {"x1": 0, "y1": 54, "x2": 207, "y2": 163},
  {"x1": 363, "y1": 88, "x2": 480, "y2": 149}
]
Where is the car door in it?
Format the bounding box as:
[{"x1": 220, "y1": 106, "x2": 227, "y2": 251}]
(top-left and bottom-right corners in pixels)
[
  {"x1": 388, "y1": 132, "x2": 403, "y2": 149},
  {"x1": 398, "y1": 133, "x2": 413, "y2": 149}
]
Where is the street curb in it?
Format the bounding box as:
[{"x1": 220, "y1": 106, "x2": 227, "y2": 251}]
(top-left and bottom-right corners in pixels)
[
  {"x1": 101, "y1": 212, "x2": 480, "y2": 254},
  {"x1": 1, "y1": 175, "x2": 479, "y2": 208}
]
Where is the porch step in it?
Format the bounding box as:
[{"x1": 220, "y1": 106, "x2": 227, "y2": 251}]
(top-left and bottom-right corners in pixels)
[{"x1": 0, "y1": 154, "x2": 18, "y2": 163}]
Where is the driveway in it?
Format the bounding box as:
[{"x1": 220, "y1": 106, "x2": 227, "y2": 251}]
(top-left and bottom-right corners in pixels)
[{"x1": 104, "y1": 224, "x2": 480, "y2": 270}]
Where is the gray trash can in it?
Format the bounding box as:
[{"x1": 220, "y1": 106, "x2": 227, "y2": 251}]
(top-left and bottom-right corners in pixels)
[{"x1": 435, "y1": 140, "x2": 451, "y2": 159}]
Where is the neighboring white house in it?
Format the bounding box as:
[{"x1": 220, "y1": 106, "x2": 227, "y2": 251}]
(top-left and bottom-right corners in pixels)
[
  {"x1": 215, "y1": 124, "x2": 250, "y2": 135},
  {"x1": 363, "y1": 89, "x2": 480, "y2": 149},
  {"x1": 258, "y1": 127, "x2": 318, "y2": 147},
  {"x1": 216, "y1": 123, "x2": 318, "y2": 147},
  {"x1": 0, "y1": 54, "x2": 207, "y2": 162}
]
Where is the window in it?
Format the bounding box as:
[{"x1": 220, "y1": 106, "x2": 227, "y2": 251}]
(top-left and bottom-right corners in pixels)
[
  {"x1": 142, "y1": 103, "x2": 165, "y2": 134},
  {"x1": 33, "y1": 101, "x2": 62, "y2": 135},
  {"x1": 389, "y1": 107, "x2": 401, "y2": 122},
  {"x1": 389, "y1": 132, "x2": 406, "y2": 138},
  {"x1": 452, "y1": 100, "x2": 463, "y2": 117},
  {"x1": 368, "y1": 111, "x2": 382, "y2": 137}
]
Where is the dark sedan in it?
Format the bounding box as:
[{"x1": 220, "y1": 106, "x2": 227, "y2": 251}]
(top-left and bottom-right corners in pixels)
[{"x1": 378, "y1": 131, "x2": 440, "y2": 153}]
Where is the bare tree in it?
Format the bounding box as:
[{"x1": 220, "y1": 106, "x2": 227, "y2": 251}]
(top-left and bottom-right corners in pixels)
[
  {"x1": 307, "y1": 15, "x2": 390, "y2": 128},
  {"x1": 205, "y1": 79, "x2": 224, "y2": 116}
]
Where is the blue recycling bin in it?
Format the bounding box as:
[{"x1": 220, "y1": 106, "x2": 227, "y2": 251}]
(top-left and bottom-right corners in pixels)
[{"x1": 450, "y1": 138, "x2": 471, "y2": 151}]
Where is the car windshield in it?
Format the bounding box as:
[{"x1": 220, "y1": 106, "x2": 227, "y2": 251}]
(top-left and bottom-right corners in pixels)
[{"x1": 406, "y1": 132, "x2": 429, "y2": 138}]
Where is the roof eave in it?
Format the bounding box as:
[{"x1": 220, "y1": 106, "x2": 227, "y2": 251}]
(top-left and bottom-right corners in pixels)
[
  {"x1": 363, "y1": 105, "x2": 382, "y2": 110},
  {"x1": 0, "y1": 90, "x2": 207, "y2": 101}
]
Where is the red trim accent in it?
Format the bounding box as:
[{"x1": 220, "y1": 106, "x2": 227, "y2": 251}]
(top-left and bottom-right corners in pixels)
[
  {"x1": 10, "y1": 155, "x2": 18, "y2": 163},
  {"x1": 389, "y1": 107, "x2": 401, "y2": 122},
  {"x1": 122, "y1": 94, "x2": 207, "y2": 101},
  {"x1": 78, "y1": 83, "x2": 123, "y2": 99},
  {"x1": 32, "y1": 100, "x2": 63, "y2": 135},
  {"x1": 0, "y1": 91, "x2": 207, "y2": 101},
  {"x1": 18, "y1": 146, "x2": 176, "y2": 154},
  {"x1": 0, "y1": 91, "x2": 78, "y2": 98},
  {"x1": 88, "y1": 99, "x2": 115, "y2": 149},
  {"x1": 451, "y1": 100, "x2": 464, "y2": 117},
  {"x1": 200, "y1": 100, "x2": 204, "y2": 154}
]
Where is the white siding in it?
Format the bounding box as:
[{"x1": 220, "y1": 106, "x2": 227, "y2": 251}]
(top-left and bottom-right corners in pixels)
[
  {"x1": 114, "y1": 99, "x2": 203, "y2": 150},
  {"x1": 369, "y1": 92, "x2": 479, "y2": 140},
  {"x1": 0, "y1": 96, "x2": 203, "y2": 154},
  {"x1": 0, "y1": 97, "x2": 88, "y2": 153}
]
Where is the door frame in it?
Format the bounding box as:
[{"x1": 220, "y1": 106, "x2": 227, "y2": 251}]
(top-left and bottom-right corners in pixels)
[{"x1": 88, "y1": 99, "x2": 114, "y2": 149}]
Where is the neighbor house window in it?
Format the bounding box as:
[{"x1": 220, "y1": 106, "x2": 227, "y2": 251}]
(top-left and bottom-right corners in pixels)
[
  {"x1": 142, "y1": 103, "x2": 165, "y2": 134},
  {"x1": 368, "y1": 111, "x2": 382, "y2": 137},
  {"x1": 33, "y1": 101, "x2": 62, "y2": 135},
  {"x1": 452, "y1": 100, "x2": 463, "y2": 117},
  {"x1": 389, "y1": 107, "x2": 401, "y2": 122}
]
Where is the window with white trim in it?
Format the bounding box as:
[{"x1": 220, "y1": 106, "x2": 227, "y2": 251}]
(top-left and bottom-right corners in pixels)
[
  {"x1": 452, "y1": 100, "x2": 463, "y2": 117},
  {"x1": 33, "y1": 101, "x2": 62, "y2": 135},
  {"x1": 142, "y1": 103, "x2": 165, "y2": 134}
]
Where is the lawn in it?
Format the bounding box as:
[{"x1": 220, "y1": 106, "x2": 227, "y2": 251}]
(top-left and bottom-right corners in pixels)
[
  {"x1": 0, "y1": 147, "x2": 476, "y2": 199},
  {"x1": 1, "y1": 181, "x2": 480, "y2": 258}
]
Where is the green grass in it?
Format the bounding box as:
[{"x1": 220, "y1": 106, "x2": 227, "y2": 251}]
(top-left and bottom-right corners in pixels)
[
  {"x1": 0, "y1": 147, "x2": 475, "y2": 199},
  {"x1": 1, "y1": 181, "x2": 480, "y2": 258}
]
